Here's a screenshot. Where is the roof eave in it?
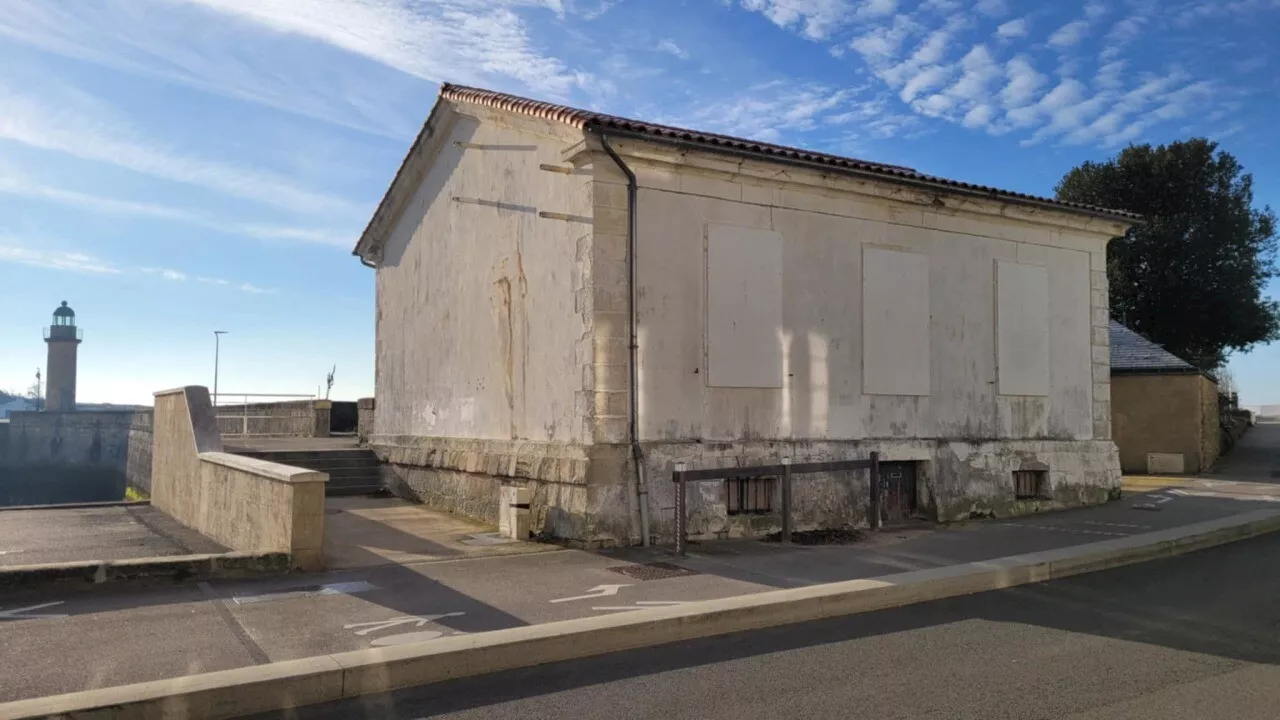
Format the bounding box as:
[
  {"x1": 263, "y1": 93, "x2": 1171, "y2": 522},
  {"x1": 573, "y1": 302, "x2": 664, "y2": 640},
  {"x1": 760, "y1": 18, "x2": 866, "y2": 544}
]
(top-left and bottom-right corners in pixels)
[
  {"x1": 584, "y1": 123, "x2": 1140, "y2": 228},
  {"x1": 352, "y1": 94, "x2": 452, "y2": 264}
]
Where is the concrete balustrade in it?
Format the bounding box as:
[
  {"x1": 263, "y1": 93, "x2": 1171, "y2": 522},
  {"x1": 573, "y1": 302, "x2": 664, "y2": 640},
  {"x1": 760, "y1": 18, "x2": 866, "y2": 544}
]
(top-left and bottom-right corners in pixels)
[{"x1": 152, "y1": 386, "x2": 326, "y2": 570}]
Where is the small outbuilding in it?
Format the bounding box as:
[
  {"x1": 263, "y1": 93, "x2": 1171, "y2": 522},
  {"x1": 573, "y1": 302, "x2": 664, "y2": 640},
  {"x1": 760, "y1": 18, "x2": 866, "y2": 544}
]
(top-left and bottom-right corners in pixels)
[
  {"x1": 353, "y1": 84, "x2": 1139, "y2": 546},
  {"x1": 1109, "y1": 322, "x2": 1220, "y2": 474}
]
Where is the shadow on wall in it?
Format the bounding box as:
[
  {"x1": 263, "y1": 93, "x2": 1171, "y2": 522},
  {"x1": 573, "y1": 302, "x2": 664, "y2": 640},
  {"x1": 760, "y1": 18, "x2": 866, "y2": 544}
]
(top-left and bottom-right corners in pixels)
[
  {"x1": 0, "y1": 464, "x2": 127, "y2": 506},
  {"x1": 0, "y1": 410, "x2": 153, "y2": 507}
]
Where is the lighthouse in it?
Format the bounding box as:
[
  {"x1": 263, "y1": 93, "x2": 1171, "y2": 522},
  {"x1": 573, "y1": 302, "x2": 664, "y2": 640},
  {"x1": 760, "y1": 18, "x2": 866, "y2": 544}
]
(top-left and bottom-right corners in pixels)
[{"x1": 44, "y1": 301, "x2": 82, "y2": 412}]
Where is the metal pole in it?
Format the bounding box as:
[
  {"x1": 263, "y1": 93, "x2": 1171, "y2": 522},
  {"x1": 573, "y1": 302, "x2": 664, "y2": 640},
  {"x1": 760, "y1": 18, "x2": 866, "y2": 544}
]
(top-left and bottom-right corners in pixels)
[
  {"x1": 869, "y1": 451, "x2": 881, "y2": 531},
  {"x1": 674, "y1": 462, "x2": 687, "y2": 556},
  {"x1": 781, "y1": 457, "x2": 792, "y2": 544}
]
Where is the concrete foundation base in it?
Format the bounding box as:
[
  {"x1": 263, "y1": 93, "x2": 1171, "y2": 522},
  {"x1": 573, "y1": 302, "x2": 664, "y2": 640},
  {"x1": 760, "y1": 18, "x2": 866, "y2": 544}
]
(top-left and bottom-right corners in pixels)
[{"x1": 371, "y1": 435, "x2": 1121, "y2": 547}]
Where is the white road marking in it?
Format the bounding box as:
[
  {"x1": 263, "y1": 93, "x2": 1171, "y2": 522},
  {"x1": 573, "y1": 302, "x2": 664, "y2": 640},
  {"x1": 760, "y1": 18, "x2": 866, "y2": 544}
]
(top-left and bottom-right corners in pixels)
[
  {"x1": 0, "y1": 601, "x2": 67, "y2": 620},
  {"x1": 591, "y1": 601, "x2": 690, "y2": 612},
  {"x1": 344, "y1": 612, "x2": 465, "y2": 636},
  {"x1": 233, "y1": 580, "x2": 377, "y2": 605},
  {"x1": 550, "y1": 584, "x2": 631, "y2": 603},
  {"x1": 1169, "y1": 489, "x2": 1280, "y2": 502}
]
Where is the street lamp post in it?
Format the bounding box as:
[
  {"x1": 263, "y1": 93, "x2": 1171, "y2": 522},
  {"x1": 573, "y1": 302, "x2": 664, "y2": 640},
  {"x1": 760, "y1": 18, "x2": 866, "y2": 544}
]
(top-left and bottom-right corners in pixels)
[{"x1": 213, "y1": 330, "x2": 228, "y2": 406}]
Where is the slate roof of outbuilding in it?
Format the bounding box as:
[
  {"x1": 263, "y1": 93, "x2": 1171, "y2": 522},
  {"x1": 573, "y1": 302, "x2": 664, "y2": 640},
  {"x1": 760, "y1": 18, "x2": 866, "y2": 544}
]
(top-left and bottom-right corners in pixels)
[
  {"x1": 1109, "y1": 321, "x2": 1198, "y2": 374},
  {"x1": 438, "y1": 83, "x2": 1142, "y2": 223}
]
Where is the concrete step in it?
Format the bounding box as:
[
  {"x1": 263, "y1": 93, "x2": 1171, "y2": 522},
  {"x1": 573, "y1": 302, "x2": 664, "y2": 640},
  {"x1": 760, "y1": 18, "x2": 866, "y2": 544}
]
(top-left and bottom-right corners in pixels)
[
  {"x1": 325, "y1": 484, "x2": 389, "y2": 497},
  {"x1": 228, "y1": 447, "x2": 383, "y2": 497}
]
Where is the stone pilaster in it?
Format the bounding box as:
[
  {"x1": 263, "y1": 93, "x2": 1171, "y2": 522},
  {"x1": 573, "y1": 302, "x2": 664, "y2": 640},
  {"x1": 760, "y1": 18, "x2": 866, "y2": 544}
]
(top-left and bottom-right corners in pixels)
[
  {"x1": 1089, "y1": 253, "x2": 1112, "y2": 440},
  {"x1": 577, "y1": 161, "x2": 632, "y2": 444}
]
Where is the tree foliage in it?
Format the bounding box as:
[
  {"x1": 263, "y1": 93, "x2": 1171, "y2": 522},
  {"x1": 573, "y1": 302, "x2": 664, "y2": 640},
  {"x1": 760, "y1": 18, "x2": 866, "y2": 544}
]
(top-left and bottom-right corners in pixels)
[{"x1": 1056, "y1": 138, "x2": 1279, "y2": 370}]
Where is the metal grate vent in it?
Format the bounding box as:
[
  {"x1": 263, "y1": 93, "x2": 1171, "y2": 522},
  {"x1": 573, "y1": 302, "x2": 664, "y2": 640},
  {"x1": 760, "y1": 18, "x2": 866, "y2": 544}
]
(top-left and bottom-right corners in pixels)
[
  {"x1": 1014, "y1": 470, "x2": 1048, "y2": 500},
  {"x1": 726, "y1": 476, "x2": 776, "y2": 515},
  {"x1": 607, "y1": 562, "x2": 701, "y2": 581}
]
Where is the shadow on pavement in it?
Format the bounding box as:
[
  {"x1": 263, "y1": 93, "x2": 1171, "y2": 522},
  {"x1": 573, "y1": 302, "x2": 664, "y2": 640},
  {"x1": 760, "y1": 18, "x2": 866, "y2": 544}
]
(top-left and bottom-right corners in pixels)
[{"x1": 245, "y1": 528, "x2": 1280, "y2": 719}]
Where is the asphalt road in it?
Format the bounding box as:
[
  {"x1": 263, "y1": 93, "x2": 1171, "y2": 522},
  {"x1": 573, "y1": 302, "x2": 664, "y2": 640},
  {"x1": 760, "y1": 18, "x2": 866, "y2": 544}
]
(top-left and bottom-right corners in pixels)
[
  {"x1": 260, "y1": 528, "x2": 1280, "y2": 720},
  {"x1": 0, "y1": 490, "x2": 1268, "y2": 703}
]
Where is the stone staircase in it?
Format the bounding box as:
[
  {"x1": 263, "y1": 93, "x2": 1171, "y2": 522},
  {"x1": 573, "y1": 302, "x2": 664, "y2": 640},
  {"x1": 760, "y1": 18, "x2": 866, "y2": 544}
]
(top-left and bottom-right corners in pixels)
[{"x1": 230, "y1": 448, "x2": 384, "y2": 496}]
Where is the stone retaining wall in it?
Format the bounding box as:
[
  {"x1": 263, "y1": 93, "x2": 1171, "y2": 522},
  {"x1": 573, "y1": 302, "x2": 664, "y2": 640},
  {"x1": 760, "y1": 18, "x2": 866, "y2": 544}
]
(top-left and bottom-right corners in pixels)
[{"x1": 154, "y1": 386, "x2": 327, "y2": 570}]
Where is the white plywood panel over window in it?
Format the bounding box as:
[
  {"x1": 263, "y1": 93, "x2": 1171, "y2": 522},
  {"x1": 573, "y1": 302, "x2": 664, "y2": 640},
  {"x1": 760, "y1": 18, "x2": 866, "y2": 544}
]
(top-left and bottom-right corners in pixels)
[
  {"x1": 706, "y1": 224, "x2": 784, "y2": 388},
  {"x1": 863, "y1": 247, "x2": 931, "y2": 396},
  {"x1": 997, "y1": 260, "x2": 1050, "y2": 396}
]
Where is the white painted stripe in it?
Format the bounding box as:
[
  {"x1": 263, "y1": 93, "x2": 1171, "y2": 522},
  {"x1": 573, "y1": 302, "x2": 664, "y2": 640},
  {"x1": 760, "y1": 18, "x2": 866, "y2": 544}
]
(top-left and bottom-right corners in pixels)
[{"x1": 233, "y1": 580, "x2": 377, "y2": 605}]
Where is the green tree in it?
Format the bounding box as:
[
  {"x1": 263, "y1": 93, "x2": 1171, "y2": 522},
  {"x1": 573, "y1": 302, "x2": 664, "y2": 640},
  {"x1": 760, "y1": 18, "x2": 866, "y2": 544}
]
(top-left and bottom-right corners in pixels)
[{"x1": 1056, "y1": 138, "x2": 1279, "y2": 370}]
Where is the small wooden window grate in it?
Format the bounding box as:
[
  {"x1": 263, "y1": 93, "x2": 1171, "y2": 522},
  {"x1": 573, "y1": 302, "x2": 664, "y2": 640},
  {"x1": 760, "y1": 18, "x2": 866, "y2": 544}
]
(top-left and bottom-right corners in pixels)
[
  {"x1": 726, "y1": 477, "x2": 776, "y2": 515},
  {"x1": 1014, "y1": 470, "x2": 1048, "y2": 500}
]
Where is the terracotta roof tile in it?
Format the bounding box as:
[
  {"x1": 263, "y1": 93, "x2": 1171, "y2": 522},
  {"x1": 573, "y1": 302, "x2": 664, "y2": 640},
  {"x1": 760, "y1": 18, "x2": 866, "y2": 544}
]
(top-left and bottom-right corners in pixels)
[{"x1": 440, "y1": 83, "x2": 1141, "y2": 222}]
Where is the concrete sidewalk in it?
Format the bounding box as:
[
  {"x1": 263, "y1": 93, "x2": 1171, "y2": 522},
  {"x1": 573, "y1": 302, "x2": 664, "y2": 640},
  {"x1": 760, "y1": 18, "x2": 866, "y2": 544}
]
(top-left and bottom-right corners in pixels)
[
  {"x1": 0, "y1": 482, "x2": 1274, "y2": 705},
  {"x1": 1206, "y1": 419, "x2": 1279, "y2": 483},
  {"x1": 0, "y1": 504, "x2": 227, "y2": 567}
]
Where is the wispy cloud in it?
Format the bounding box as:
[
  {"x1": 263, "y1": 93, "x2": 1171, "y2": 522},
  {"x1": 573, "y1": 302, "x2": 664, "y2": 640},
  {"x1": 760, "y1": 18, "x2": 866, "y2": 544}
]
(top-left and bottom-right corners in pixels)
[
  {"x1": 1174, "y1": 0, "x2": 1280, "y2": 26},
  {"x1": 196, "y1": 276, "x2": 273, "y2": 294},
  {"x1": 0, "y1": 166, "x2": 354, "y2": 247},
  {"x1": 996, "y1": 17, "x2": 1028, "y2": 38},
  {"x1": 0, "y1": 0, "x2": 590, "y2": 138},
  {"x1": 0, "y1": 80, "x2": 363, "y2": 220},
  {"x1": 738, "y1": 0, "x2": 855, "y2": 40},
  {"x1": 677, "y1": 80, "x2": 915, "y2": 144},
  {"x1": 184, "y1": 0, "x2": 591, "y2": 97},
  {"x1": 656, "y1": 38, "x2": 689, "y2": 59},
  {"x1": 142, "y1": 267, "x2": 188, "y2": 281},
  {"x1": 1048, "y1": 20, "x2": 1090, "y2": 48},
  {"x1": 0, "y1": 239, "x2": 273, "y2": 292},
  {"x1": 0, "y1": 244, "x2": 122, "y2": 275},
  {"x1": 975, "y1": 0, "x2": 1008, "y2": 17}
]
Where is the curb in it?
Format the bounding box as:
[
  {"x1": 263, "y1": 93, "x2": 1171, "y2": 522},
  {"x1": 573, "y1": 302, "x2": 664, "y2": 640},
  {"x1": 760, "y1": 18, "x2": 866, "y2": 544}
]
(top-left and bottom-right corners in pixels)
[
  {"x1": 0, "y1": 500, "x2": 151, "y2": 513},
  {"x1": 4, "y1": 509, "x2": 1280, "y2": 720},
  {"x1": 0, "y1": 552, "x2": 292, "y2": 595}
]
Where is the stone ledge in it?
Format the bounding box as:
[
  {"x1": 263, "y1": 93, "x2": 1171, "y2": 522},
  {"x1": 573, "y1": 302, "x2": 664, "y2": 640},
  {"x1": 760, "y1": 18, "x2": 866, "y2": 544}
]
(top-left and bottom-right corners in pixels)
[
  {"x1": 0, "y1": 552, "x2": 292, "y2": 595},
  {"x1": 370, "y1": 436, "x2": 592, "y2": 485}
]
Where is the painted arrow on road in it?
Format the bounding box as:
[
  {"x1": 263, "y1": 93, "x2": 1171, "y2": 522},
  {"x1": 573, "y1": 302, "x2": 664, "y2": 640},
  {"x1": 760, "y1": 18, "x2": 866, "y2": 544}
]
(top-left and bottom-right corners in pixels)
[
  {"x1": 550, "y1": 585, "x2": 631, "y2": 603},
  {"x1": 0, "y1": 601, "x2": 66, "y2": 621},
  {"x1": 591, "y1": 601, "x2": 690, "y2": 612},
  {"x1": 343, "y1": 612, "x2": 465, "y2": 636}
]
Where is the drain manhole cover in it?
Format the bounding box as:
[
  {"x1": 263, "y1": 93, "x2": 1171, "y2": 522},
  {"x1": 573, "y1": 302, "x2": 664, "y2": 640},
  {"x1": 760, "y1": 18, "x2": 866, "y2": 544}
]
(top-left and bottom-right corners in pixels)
[{"x1": 606, "y1": 562, "x2": 700, "y2": 581}]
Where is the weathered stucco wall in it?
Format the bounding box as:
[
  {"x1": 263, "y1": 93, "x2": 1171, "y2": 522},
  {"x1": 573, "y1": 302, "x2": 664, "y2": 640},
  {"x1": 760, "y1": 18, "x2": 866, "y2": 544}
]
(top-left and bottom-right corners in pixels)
[
  {"x1": 152, "y1": 386, "x2": 326, "y2": 569},
  {"x1": 1111, "y1": 373, "x2": 1216, "y2": 473},
  {"x1": 0, "y1": 410, "x2": 153, "y2": 505},
  {"x1": 619, "y1": 161, "x2": 1103, "y2": 443},
  {"x1": 373, "y1": 105, "x2": 590, "y2": 445}
]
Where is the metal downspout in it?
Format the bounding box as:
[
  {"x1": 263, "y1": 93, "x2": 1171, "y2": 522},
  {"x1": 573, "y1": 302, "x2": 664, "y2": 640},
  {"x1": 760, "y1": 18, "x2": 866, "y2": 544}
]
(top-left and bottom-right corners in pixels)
[{"x1": 597, "y1": 131, "x2": 651, "y2": 547}]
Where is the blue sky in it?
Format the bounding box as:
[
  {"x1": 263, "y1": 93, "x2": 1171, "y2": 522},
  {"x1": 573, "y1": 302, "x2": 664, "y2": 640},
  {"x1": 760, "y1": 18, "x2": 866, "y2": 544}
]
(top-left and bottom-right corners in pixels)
[{"x1": 0, "y1": 0, "x2": 1276, "y2": 406}]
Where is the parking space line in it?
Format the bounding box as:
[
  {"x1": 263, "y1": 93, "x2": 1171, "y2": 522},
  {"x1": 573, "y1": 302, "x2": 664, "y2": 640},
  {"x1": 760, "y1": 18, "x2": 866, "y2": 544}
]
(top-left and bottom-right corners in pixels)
[{"x1": 198, "y1": 581, "x2": 270, "y2": 665}]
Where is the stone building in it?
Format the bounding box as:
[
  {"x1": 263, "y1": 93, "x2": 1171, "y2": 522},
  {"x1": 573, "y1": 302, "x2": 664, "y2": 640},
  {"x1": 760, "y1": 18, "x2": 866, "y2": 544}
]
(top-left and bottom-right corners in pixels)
[
  {"x1": 352, "y1": 84, "x2": 1137, "y2": 547},
  {"x1": 1109, "y1": 322, "x2": 1220, "y2": 474}
]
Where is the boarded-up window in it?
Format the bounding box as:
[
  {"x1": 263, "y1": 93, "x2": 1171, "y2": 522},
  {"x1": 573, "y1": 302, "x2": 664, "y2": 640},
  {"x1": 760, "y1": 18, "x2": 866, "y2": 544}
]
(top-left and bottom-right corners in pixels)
[
  {"x1": 863, "y1": 247, "x2": 931, "y2": 396},
  {"x1": 706, "y1": 224, "x2": 783, "y2": 388},
  {"x1": 997, "y1": 260, "x2": 1049, "y2": 396}
]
